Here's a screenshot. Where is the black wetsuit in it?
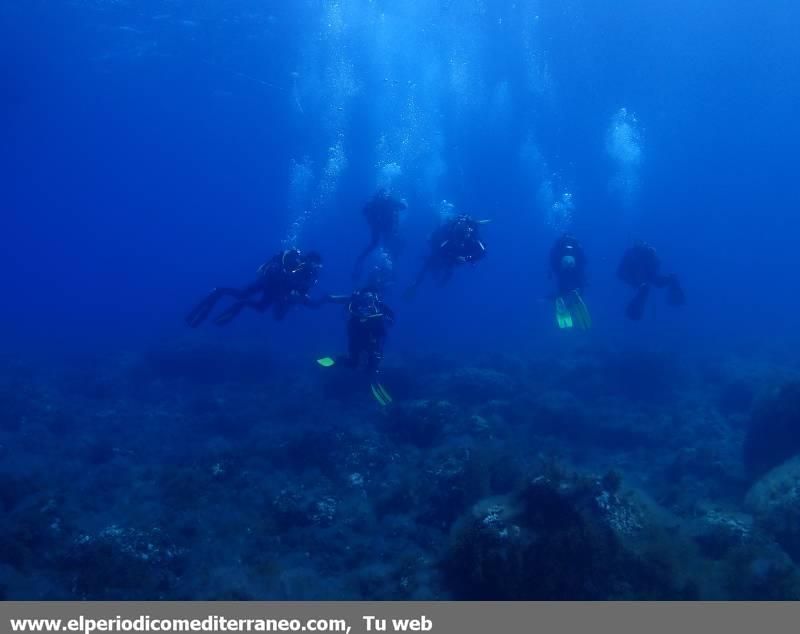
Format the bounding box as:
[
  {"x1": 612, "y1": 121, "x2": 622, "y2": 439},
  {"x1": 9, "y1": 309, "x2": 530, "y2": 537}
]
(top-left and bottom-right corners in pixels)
[
  {"x1": 353, "y1": 191, "x2": 406, "y2": 279},
  {"x1": 409, "y1": 214, "x2": 487, "y2": 292},
  {"x1": 322, "y1": 289, "x2": 395, "y2": 376},
  {"x1": 618, "y1": 243, "x2": 685, "y2": 320},
  {"x1": 186, "y1": 249, "x2": 321, "y2": 327},
  {"x1": 549, "y1": 234, "x2": 587, "y2": 296}
]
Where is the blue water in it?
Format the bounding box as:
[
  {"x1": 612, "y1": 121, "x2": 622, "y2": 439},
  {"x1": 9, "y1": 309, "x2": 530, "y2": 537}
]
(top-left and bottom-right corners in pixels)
[{"x1": 3, "y1": 0, "x2": 800, "y2": 599}]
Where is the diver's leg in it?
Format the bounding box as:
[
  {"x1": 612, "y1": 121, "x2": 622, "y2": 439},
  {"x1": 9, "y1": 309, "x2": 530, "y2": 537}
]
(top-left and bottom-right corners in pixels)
[
  {"x1": 665, "y1": 275, "x2": 686, "y2": 306},
  {"x1": 652, "y1": 274, "x2": 685, "y2": 306},
  {"x1": 626, "y1": 284, "x2": 650, "y2": 320},
  {"x1": 186, "y1": 286, "x2": 253, "y2": 328},
  {"x1": 404, "y1": 258, "x2": 432, "y2": 299},
  {"x1": 366, "y1": 336, "x2": 385, "y2": 376},
  {"x1": 186, "y1": 289, "x2": 223, "y2": 327},
  {"x1": 352, "y1": 229, "x2": 381, "y2": 280},
  {"x1": 213, "y1": 301, "x2": 247, "y2": 326},
  {"x1": 339, "y1": 326, "x2": 361, "y2": 368},
  {"x1": 386, "y1": 228, "x2": 404, "y2": 259},
  {"x1": 213, "y1": 288, "x2": 273, "y2": 326}
]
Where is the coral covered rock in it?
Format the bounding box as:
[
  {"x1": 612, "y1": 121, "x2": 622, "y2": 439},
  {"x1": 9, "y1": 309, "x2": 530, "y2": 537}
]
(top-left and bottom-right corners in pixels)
[
  {"x1": 443, "y1": 476, "x2": 685, "y2": 599},
  {"x1": 746, "y1": 455, "x2": 800, "y2": 563},
  {"x1": 61, "y1": 525, "x2": 185, "y2": 599}
]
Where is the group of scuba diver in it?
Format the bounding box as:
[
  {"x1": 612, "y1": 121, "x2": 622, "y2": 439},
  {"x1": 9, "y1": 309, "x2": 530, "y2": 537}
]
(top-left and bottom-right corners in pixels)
[{"x1": 186, "y1": 189, "x2": 685, "y2": 405}]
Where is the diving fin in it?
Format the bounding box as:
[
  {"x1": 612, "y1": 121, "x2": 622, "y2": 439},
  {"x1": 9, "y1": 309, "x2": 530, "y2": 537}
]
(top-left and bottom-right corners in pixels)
[
  {"x1": 376, "y1": 383, "x2": 393, "y2": 404},
  {"x1": 185, "y1": 289, "x2": 223, "y2": 328},
  {"x1": 555, "y1": 297, "x2": 573, "y2": 329},
  {"x1": 370, "y1": 382, "x2": 393, "y2": 406},
  {"x1": 316, "y1": 357, "x2": 336, "y2": 368},
  {"x1": 571, "y1": 291, "x2": 592, "y2": 330}
]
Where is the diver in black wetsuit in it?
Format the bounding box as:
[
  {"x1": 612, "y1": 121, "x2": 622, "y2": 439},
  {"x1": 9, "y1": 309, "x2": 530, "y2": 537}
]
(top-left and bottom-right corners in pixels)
[
  {"x1": 405, "y1": 213, "x2": 487, "y2": 297},
  {"x1": 185, "y1": 248, "x2": 322, "y2": 327},
  {"x1": 549, "y1": 234, "x2": 592, "y2": 329},
  {"x1": 318, "y1": 287, "x2": 395, "y2": 376},
  {"x1": 550, "y1": 234, "x2": 587, "y2": 296},
  {"x1": 352, "y1": 189, "x2": 407, "y2": 281},
  {"x1": 617, "y1": 242, "x2": 685, "y2": 320},
  {"x1": 315, "y1": 287, "x2": 395, "y2": 404}
]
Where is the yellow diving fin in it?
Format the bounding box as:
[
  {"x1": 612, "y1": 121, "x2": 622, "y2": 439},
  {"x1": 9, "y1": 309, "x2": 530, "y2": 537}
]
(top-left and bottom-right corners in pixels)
[
  {"x1": 571, "y1": 291, "x2": 592, "y2": 330},
  {"x1": 316, "y1": 357, "x2": 336, "y2": 368},
  {"x1": 555, "y1": 297, "x2": 573, "y2": 329},
  {"x1": 370, "y1": 382, "x2": 393, "y2": 406}
]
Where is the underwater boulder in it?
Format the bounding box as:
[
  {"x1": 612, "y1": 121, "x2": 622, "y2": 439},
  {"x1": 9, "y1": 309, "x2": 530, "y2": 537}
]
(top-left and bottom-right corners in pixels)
[
  {"x1": 443, "y1": 480, "x2": 624, "y2": 599},
  {"x1": 417, "y1": 447, "x2": 488, "y2": 528},
  {"x1": 442, "y1": 465, "x2": 698, "y2": 600},
  {"x1": 0, "y1": 489, "x2": 58, "y2": 572},
  {"x1": 271, "y1": 485, "x2": 338, "y2": 531},
  {"x1": 745, "y1": 455, "x2": 800, "y2": 563},
  {"x1": 743, "y1": 382, "x2": 800, "y2": 479},
  {"x1": 60, "y1": 525, "x2": 185, "y2": 599},
  {"x1": 723, "y1": 543, "x2": 800, "y2": 599},
  {"x1": 685, "y1": 507, "x2": 752, "y2": 560}
]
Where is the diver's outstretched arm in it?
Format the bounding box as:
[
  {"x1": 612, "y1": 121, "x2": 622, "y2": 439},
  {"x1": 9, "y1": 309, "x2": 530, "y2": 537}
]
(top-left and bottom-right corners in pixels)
[
  {"x1": 305, "y1": 293, "x2": 350, "y2": 309},
  {"x1": 326, "y1": 294, "x2": 351, "y2": 305}
]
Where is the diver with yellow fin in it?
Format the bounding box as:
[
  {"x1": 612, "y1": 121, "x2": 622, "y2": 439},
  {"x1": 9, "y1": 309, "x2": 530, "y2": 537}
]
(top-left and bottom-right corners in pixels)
[
  {"x1": 549, "y1": 234, "x2": 591, "y2": 330},
  {"x1": 314, "y1": 287, "x2": 395, "y2": 406}
]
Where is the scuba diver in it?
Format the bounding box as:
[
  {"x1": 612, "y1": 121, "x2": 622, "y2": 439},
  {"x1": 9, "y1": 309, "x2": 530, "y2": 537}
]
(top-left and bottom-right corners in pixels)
[
  {"x1": 352, "y1": 189, "x2": 407, "y2": 281},
  {"x1": 405, "y1": 212, "x2": 488, "y2": 298},
  {"x1": 549, "y1": 234, "x2": 591, "y2": 329},
  {"x1": 315, "y1": 287, "x2": 395, "y2": 406},
  {"x1": 617, "y1": 241, "x2": 686, "y2": 320},
  {"x1": 185, "y1": 248, "x2": 323, "y2": 327}
]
